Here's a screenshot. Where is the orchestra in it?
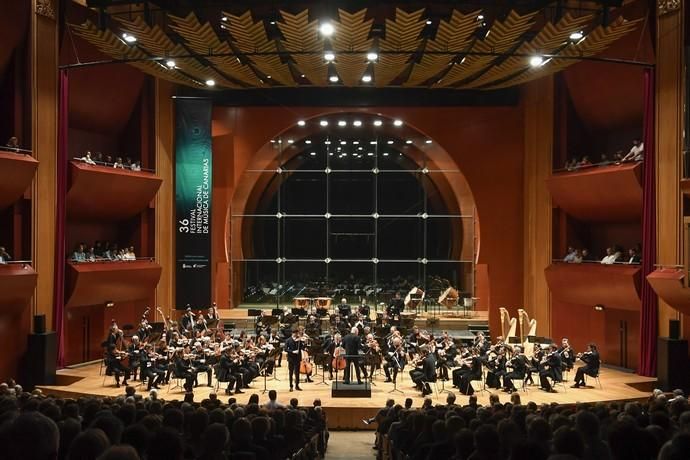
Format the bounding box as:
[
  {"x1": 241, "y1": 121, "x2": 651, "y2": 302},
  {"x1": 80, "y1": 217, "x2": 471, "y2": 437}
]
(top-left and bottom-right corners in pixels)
[{"x1": 100, "y1": 303, "x2": 600, "y2": 400}]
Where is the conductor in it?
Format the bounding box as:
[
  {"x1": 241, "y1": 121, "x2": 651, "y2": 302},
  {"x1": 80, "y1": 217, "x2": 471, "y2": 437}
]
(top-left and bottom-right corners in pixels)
[{"x1": 341, "y1": 327, "x2": 363, "y2": 384}]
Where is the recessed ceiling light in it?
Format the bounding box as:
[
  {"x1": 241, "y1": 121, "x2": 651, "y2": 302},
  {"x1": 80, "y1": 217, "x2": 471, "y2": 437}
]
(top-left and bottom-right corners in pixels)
[
  {"x1": 297, "y1": 120, "x2": 306, "y2": 126},
  {"x1": 310, "y1": 152, "x2": 316, "y2": 156},
  {"x1": 340, "y1": 140, "x2": 347, "y2": 145},
  {"x1": 387, "y1": 140, "x2": 394, "y2": 144},
  {"x1": 373, "y1": 120, "x2": 383, "y2": 127},
  {"x1": 266, "y1": 75, "x2": 272, "y2": 79},
  {"x1": 353, "y1": 120, "x2": 362, "y2": 127},
  {"x1": 569, "y1": 31, "x2": 584, "y2": 41},
  {"x1": 370, "y1": 141, "x2": 377, "y2": 145},
  {"x1": 383, "y1": 152, "x2": 389, "y2": 156},
  {"x1": 324, "y1": 140, "x2": 332, "y2": 145},
  {"x1": 300, "y1": 74, "x2": 305, "y2": 78},
  {"x1": 393, "y1": 119, "x2": 403, "y2": 126},
  {"x1": 529, "y1": 55, "x2": 545, "y2": 67},
  {"x1": 366, "y1": 52, "x2": 378, "y2": 61},
  {"x1": 329, "y1": 75, "x2": 339, "y2": 83},
  {"x1": 425, "y1": 139, "x2": 432, "y2": 144},
  {"x1": 165, "y1": 60, "x2": 176, "y2": 68},
  {"x1": 353, "y1": 141, "x2": 360, "y2": 145},
  {"x1": 270, "y1": 20, "x2": 276, "y2": 25},
  {"x1": 287, "y1": 139, "x2": 294, "y2": 144},
  {"x1": 122, "y1": 33, "x2": 137, "y2": 43},
  {"x1": 477, "y1": 14, "x2": 484, "y2": 21},
  {"x1": 425, "y1": 20, "x2": 432, "y2": 25},
  {"x1": 367, "y1": 152, "x2": 374, "y2": 156},
  {"x1": 358, "y1": 147, "x2": 363, "y2": 151},
  {"x1": 205, "y1": 79, "x2": 216, "y2": 86},
  {"x1": 338, "y1": 120, "x2": 347, "y2": 127},
  {"x1": 221, "y1": 17, "x2": 228, "y2": 22},
  {"x1": 319, "y1": 22, "x2": 335, "y2": 37},
  {"x1": 324, "y1": 51, "x2": 336, "y2": 62},
  {"x1": 305, "y1": 140, "x2": 312, "y2": 144},
  {"x1": 361, "y1": 74, "x2": 372, "y2": 83},
  {"x1": 406, "y1": 140, "x2": 413, "y2": 144},
  {"x1": 320, "y1": 120, "x2": 329, "y2": 127}
]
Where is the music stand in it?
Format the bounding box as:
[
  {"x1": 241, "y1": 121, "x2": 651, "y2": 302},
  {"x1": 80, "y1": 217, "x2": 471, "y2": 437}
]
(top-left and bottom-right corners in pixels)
[
  {"x1": 272, "y1": 308, "x2": 283, "y2": 317},
  {"x1": 248, "y1": 309, "x2": 262, "y2": 317}
]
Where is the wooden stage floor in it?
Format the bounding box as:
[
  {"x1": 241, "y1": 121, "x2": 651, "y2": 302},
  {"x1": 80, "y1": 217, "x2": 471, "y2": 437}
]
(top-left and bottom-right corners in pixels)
[{"x1": 38, "y1": 362, "x2": 656, "y2": 429}]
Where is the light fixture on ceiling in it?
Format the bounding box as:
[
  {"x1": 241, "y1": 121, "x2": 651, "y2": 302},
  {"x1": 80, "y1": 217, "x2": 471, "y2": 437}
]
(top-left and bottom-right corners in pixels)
[
  {"x1": 319, "y1": 22, "x2": 335, "y2": 37},
  {"x1": 320, "y1": 120, "x2": 329, "y2": 127},
  {"x1": 425, "y1": 139, "x2": 432, "y2": 144},
  {"x1": 353, "y1": 120, "x2": 362, "y2": 127},
  {"x1": 406, "y1": 140, "x2": 413, "y2": 144},
  {"x1": 383, "y1": 152, "x2": 389, "y2": 156},
  {"x1": 305, "y1": 140, "x2": 312, "y2": 144},
  {"x1": 425, "y1": 19, "x2": 432, "y2": 25},
  {"x1": 569, "y1": 31, "x2": 584, "y2": 41},
  {"x1": 340, "y1": 140, "x2": 347, "y2": 145},
  {"x1": 338, "y1": 120, "x2": 347, "y2": 127},
  {"x1": 221, "y1": 16, "x2": 228, "y2": 22},
  {"x1": 373, "y1": 120, "x2": 383, "y2": 127},
  {"x1": 366, "y1": 51, "x2": 378, "y2": 62},
  {"x1": 266, "y1": 75, "x2": 272, "y2": 79},
  {"x1": 310, "y1": 152, "x2": 316, "y2": 156},
  {"x1": 324, "y1": 51, "x2": 336, "y2": 62},
  {"x1": 205, "y1": 79, "x2": 216, "y2": 86},
  {"x1": 393, "y1": 119, "x2": 403, "y2": 127},
  {"x1": 287, "y1": 139, "x2": 294, "y2": 144},
  {"x1": 165, "y1": 59, "x2": 176, "y2": 69},
  {"x1": 122, "y1": 33, "x2": 137, "y2": 43},
  {"x1": 329, "y1": 75, "x2": 339, "y2": 83},
  {"x1": 325, "y1": 140, "x2": 332, "y2": 145},
  {"x1": 361, "y1": 74, "x2": 372, "y2": 83},
  {"x1": 353, "y1": 141, "x2": 360, "y2": 145},
  {"x1": 370, "y1": 141, "x2": 377, "y2": 145},
  {"x1": 529, "y1": 55, "x2": 545, "y2": 67},
  {"x1": 594, "y1": 304, "x2": 605, "y2": 312},
  {"x1": 297, "y1": 120, "x2": 306, "y2": 126},
  {"x1": 477, "y1": 14, "x2": 484, "y2": 21},
  {"x1": 387, "y1": 140, "x2": 394, "y2": 144},
  {"x1": 367, "y1": 152, "x2": 374, "y2": 156}
]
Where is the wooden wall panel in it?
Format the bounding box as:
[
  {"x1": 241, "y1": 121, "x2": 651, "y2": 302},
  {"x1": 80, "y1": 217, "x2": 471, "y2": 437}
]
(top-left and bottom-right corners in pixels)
[{"x1": 523, "y1": 77, "x2": 553, "y2": 337}]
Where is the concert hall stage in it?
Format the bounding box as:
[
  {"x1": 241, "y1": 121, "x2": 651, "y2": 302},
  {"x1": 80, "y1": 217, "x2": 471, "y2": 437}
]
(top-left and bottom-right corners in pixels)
[{"x1": 38, "y1": 362, "x2": 656, "y2": 430}]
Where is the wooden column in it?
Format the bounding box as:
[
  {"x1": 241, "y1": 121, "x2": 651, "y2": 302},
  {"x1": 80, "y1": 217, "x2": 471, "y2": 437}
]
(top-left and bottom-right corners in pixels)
[
  {"x1": 154, "y1": 79, "x2": 174, "y2": 318},
  {"x1": 30, "y1": 0, "x2": 58, "y2": 330},
  {"x1": 523, "y1": 76, "x2": 554, "y2": 336},
  {"x1": 656, "y1": 1, "x2": 684, "y2": 337}
]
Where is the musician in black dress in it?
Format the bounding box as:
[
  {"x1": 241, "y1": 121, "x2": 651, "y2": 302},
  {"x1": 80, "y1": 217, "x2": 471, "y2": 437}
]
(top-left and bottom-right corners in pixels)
[
  {"x1": 409, "y1": 347, "x2": 436, "y2": 396},
  {"x1": 285, "y1": 329, "x2": 304, "y2": 391},
  {"x1": 341, "y1": 327, "x2": 363, "y2": 384},
  {"x1": 384, "y1": 337, "x2": 406, "y2": 383},
  {"x1": 139, "y1": 344, "x2": 165, "y2": 390},
  {"x1": 571, "y1": 343, "x2": 601, "y2": 388},
  {"x1": 453, "y1": 348, "x2": 482, "y2": 395},
  {"x1": 105, "y1": 344, "x2": 130, "y2": 387},
  {"x1": 539, "y1": 344, "x2": 563, "y2": 392},
  {"x1": 173, "y1": 349, "x2": 196, "y2": 391},
  {"x1": 485, "y1": 347, "x2": 507, "y2": 389},
  {"x1": 503, "y1": 345, "x2": 527, "y2": 393}
]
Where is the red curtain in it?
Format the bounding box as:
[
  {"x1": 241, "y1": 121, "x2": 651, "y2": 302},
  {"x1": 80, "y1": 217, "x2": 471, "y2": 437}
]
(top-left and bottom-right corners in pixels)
[
  {"x1": 54, "y1": 70, "x2": 68, "y2": 368},
  {"x1": 638, "y1": 68, "x2": 657, "y2": 376}
]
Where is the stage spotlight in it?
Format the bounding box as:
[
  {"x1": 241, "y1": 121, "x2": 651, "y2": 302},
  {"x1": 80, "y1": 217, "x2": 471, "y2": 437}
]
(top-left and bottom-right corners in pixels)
[
  {"x1": 361, "y1": 74, "x2": 372, "y2": 83},
  {"x1": 319, "y1": 22, "x2": 335, "y2": 37},
  {"x1": 329, "y1": 75, "x2": 339, "y2": 83},
  {"x1": 594, "y1": 304, "x2": 605, "y2": 311},
  {"x1": 122, "y1": 33, "x2": 137, "y2": 43},
  {"x1": 205, "y1": 79, "x2": 216, "y2": 86},
  {"x1": 393, "y1": 119, "x2": 403, "y2": 126},
  {"x1": 338, "y1": 120, "x2": 347, "y2": 127},
  {"x1": 297, "y1": 120, "x2": 306, "y2": 126},
  {"x1": 569, "y1": 31, "x2": 584, "y2": 41},
  {"x1": 320, "y1": 120, "x2": 329, "y2": 127},
  {"x1": 353, "y1": 120, "x2": 362, "y2": 127},
  {"x1": 324, "y1": 51, "x2": 336, "y2": 62},
  {"x1": 373, "y1": 120, "x2": 383, "y2": 127},
  {"x1": 165, "y1": 60, "x2": 176, "y2": 69},
  {"x1": 366, "y1": 51, "x2": 378, "y2": 62},
  {"x1": 529, "y1": 55, "x2": 545, "y2": 67}
]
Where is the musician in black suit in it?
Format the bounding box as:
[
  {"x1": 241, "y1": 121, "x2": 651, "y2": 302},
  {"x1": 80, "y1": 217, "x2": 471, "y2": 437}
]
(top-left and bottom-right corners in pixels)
[
  {"x1": 173, "y1": 349, "x2": 196, "y2": 391},
  {"x1": 384, "y1": 337, "x2": 406, "y2": 383},
  {"x1": 453, "y1": 349, "x2": 482, "y2": 395},
  {"x1": 409, "y1": 347, "x2": 436, "y2": 396},
  {"x1": 139, "y1": 344, "x2": 165, "y2": 391},
  {"x1": 341, "y1": 327, "x2": 363, "y2": 384},
  {"x1": 539, "y1": 344, "x2": 563, "y2": 392},
  {"x1": 180, "y1": 306, "x2": 195, "y2": 333},
  {"x1": 503, "y1": 345, "x2": 527, "y2": 393},
  {"x1": 572, "y1": 343, "x2": 601, "y2": 388},
  {"x1": 284, "y1": 329, "x2": 304, "y2": 391},
  {"x1": 105, "y1": 344, "x2": 130, "y2": 388},
  {"x1": 216, "y1": 348, "x2": 244, "y2": 395},
  {"x1": 387, "y1": 292, "x2": 404, "y2": 319}
]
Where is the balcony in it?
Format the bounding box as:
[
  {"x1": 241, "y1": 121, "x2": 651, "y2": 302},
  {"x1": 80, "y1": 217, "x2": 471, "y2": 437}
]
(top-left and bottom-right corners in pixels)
[
  {"x1": 646, "y1": 267, "x2": 690, "y2": 316},
  {"x1": 545, "y1": 261, "x2": 641, "y2": 311},
  {"x1": 65, "y1": 259, "x2": 161, "y2": 308},
  {"x1": 0, "y1": 262, "x2": 38, "y2": 315},
  {"x1": 66, "y1": 161, "x2": 162, "y2": 221},
  {"x1": 547, "y1": 162, "x2": 642, "y2": 222},
  {"x1": 0, "y1": 148, "x2": 38, "y2": 210}
]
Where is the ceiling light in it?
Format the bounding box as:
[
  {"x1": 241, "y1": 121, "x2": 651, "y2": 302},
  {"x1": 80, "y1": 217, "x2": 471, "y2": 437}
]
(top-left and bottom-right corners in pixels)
[
  {"x1": 329, "y1": 75, "x2": 339, "y2": 83},
  {"x1": 353, "y1": 121, "x2": 362, "y2": 127},
  {"x1": 165, "y1": 60, "x2": 176, "y2": 69},
  {"x1": 324, "y1": 140, "x2": 332, "y2": 145},
  {"x1": 477, "y1": 14, "x2": 484, "y2": 21},
  {"x1": 324, "y1": 51, "x2": 336, "y2": 62},
  {"x1": 529, "y1": 55, "x2": 545, "y2": 67},
  {"x1": 320, "y1": 120, "x2": 329, "y2": 127},
  {"x1": 305, "y1": 140, "x2": 312, "y2": 144},
  {"x1": 361, "y1": 74, "x2": 372, "y2": 83},
  {"x1": 370, "y1": 141, "x2": 377, "y2": 145},
  {"x1": 297, "y1": 120, "x2": 306, "y2": 126},
  {"x1": 366, "y1": 52, "x2": 378, "y2": 61},
  {"x1": 205, "y1": 79, "x2": 216, "y2": 86},
  {"x1": 338, "y1": 120, "x2": 347, "y2": 127},
  {"x1": 310, "y1": 152, "x2": 316, "y2": 156},
  {"x1": 387, "y1": 140, "x2": 394, "y2": 144},
  {"x1": 122, "y1": 33, "x2": 137, "y2": 43},
  {"x1": 393, "y1": 119, "x2": 403, "y2": 126},
  {"x1": 358, "y1": 147, "x2": 363, "y2": 151},
  {"x1": 367, "y1": 152, "x2": 374, "y2": 156},
  {"x1": 266, "y1": 75, "x2": 272, "y2": 79},
  {"x1": 373, "y1": 120, "x2": 383, "y2": 127},
  {"x1": 383, "y1": 152, "x2": 389, "y2": 156},
  {"x1": 300, "y1": 74, "x2": 305, "y2": 78},
  {"x1": 406, "y1": 140, "x2": 413, "y2": 144},
  {"x1": 270, "y1": 20, "x2": 276, "y2": 25},
  {"x1": 353, "y1": 141, "x2": 360, "y2": 145},
  {"x1": 569, "y1": 31, "x2": 584, "y2": 41},
  {"x1": 287, "y1": 139, "x2": 294, "y2": 144},
  {"x1": 319, "y1": 22, "x2": 335, "y2": 37},
  {"x1": 425, "y1": 20, "x2": 432, "y2": 25},
  {"x1": 425, "y1": 139, "x2": 432, "y2": 144},
  {"x1": 340, "y1": 140, "x2": 347, "y2": 145},
  {"x1": 221, "y1": 17, "x2": 228, "y2": 22}
]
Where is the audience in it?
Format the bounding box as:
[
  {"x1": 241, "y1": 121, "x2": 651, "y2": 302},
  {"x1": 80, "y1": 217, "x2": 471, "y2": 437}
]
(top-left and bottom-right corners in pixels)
[
  {"x1": 563, "y1": 137, "x2": 644, "y2": 171},
  {"x1": 562, "y1": 245, "x2": 640, "y2": 265},
  {"x1": 71, "y1": 241, "x2": 138, "y2": 263},
  {"x1": 5, "y1": 136, "x2": 21, "y2": 151},
  {"x1": 0, "y1": 381, "x2": 328, "y2": 460},
  {"x1": 77, "y1": 151, "x2": 143, "y2": 172}
]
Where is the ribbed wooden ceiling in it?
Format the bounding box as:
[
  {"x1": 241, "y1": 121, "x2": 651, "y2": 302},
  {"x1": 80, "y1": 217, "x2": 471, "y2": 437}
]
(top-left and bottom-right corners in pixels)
[{"x1": 70, "y1": 6, "x2": 642, "y2": 90}]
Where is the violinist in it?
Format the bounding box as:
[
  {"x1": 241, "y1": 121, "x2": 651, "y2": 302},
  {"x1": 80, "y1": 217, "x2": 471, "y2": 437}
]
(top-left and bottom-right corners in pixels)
[
  {"x1": 268, "y1": 329, "x2": 283, "y2": 368},
  {"x1": 285, "y1": 329, "x2": 304, "y2": 391},
  {"x1": 106, "y1": 323, "x2": 122, "y2": 348},
  {"x1": 453, "y1": 347, "x2": 482, "y2": 395},
  {"x1": 571, "y1": 343, "x2": 600, "y2": 388},
  {"x1": 503, "y1": 345, "x2": 527, "y2": 393},
  {"x1": 409, "y1": 346, "x2": 435, "y2": 396},
  {"x1": 139, "y1": 344, "x2": 165, "y2": 390},
  {"x1": 435, "y1": 331, "x2": 456, "y2": 381},
  {"x1": 137, "y1": 309, "x2": 153, "y2": 341},
  {"x1": 105, "y1": 343, "x2": 130, "y2": 388},
  {"x1": 384, "y1": 337, "x2": 406, "y2": 383},
  {"x1": 305, "y1": 314, "x2": 322, "y2": 338},
  {"x1": 407, "y1": 326, "x2": 421, "y2": 360},
  {"x1": 362, "y1": 333, "x2": 382, "y2": 378},
  {"x1": 485, "y1": 347, "x2": 507, "y2": 389},
  {"x1": 217, "y1": 347, "x2": 244, "y2": 395},
  {"x1": 558, "y1": 337, "x2": 576, "y2": 373},
  {"x1": 155, "y1": 339, "x2": 172, "y2": 383},
  {"x1": 180, "y1": 306, "x2": 195, "y2": 334},
  {"x1": 173, "y1": 349, "x2": 196, "y2": 391},
  {"x1": 192, "y1": 341, "x2": 213, "y2": 387},
  {"x1": 474, "y1": 332, "x2": 490, "y2": 356},
  {"x1": 126, "y1": 335, "x2": 142, "y2": 381},
  {"x1": 539, "y1": 344, "x2": 563, "y2": 393},
  {"x1": 256, "y1": 335, "x2": 275, "y2": 376}
]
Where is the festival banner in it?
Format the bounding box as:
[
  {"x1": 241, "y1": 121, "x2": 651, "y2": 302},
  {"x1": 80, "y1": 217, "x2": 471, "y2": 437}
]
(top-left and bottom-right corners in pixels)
[{"x1": 175, "y1": 98, "x2": 212, "y2": 308}]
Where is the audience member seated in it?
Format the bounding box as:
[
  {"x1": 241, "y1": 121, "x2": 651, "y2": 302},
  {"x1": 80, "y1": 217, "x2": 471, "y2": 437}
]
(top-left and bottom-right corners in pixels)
[
  {"x1": 79, "y1": 151, "x2": 97, "y2": 165},
  {"x1": 562, "y1": 138, "x2": 643, "y2": 171},
  {"x1": 600, "y1": 246, "x2": 624, "y2": 264},
  {"x1": 75, "y1": 150, "x2": 145, "y2": 172},
  {"x1": 621, "y1": 138, "x2": 644, "y2": 162},
  {"x1": 70, "y1": 242, "x2": 138, "y2": 263},
  {"x1": 113, "y1": 157, "x2": 125, "y2": 169},
  {"x1": 5, "y1": 136, "x2": 20, "y2": 151},
  {"x1": 627, "y1": 247, "x2": 642, "y2": 264},
  {"x1": 0, "y1": 246, "x2": 11, "y2": 264},
  {"x1": 0, "y1": 382, "x2": 328, "y2": 460},
  {"x1": 71, "y1": 243, "x2": 87, "y2": 262}
]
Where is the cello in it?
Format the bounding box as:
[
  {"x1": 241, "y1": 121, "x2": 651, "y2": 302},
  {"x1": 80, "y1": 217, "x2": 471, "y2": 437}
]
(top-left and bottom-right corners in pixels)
[
  {"x1": 332, "y1": 344, "x2": 346, "y2": 371},
  {"x1": 298, "y1": 333, "x2": 313, "y2": 375}
]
